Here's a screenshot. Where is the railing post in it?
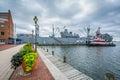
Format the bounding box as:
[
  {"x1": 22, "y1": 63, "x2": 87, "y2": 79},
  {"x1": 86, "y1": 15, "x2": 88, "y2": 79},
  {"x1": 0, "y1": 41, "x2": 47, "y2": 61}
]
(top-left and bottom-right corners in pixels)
[
  {"x1": 63, "y1": 56, "x2": 66, "y2": 63},
  {"x1": 52, "y1": 51, "x2": 54, "y2": 55},
  {"x1": 47, "y1": 49, "x2": 48, "y2": 52}
]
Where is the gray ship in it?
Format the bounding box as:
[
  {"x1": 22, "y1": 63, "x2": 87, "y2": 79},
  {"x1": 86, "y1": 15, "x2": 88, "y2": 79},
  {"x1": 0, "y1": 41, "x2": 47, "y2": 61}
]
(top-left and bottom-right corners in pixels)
[{"x1": 17, "y1": 27, "x2": 115, "y2": 46}]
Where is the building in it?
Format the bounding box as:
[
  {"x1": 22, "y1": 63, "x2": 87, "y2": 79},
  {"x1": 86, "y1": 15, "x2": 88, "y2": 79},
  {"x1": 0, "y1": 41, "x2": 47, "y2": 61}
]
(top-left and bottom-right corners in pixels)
[
  {"x1": 17, "y1": 34, "x2": 33, "y2": 43},
  {"x1": 0, "y1": 10, "x2": 14, "y2": 45}
]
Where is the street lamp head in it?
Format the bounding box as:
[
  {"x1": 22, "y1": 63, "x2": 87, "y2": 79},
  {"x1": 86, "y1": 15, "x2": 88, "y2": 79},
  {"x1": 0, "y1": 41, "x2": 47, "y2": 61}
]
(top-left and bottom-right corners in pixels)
[{"x1": 33, "y1": 16, "x2": 38, "y2": 24}]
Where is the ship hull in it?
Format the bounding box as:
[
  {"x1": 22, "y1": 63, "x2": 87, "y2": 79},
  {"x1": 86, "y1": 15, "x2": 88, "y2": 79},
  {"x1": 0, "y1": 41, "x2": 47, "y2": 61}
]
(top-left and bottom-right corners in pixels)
[{"x1": 88, "y1": 42, "x2": 116, "y2": 46}]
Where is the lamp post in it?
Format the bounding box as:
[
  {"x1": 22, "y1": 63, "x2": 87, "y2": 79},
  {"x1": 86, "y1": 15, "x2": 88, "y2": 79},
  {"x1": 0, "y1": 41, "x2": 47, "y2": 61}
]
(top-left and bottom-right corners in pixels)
[
  {"x1": 32, "y1": 30, "x2": 34, "y2": 48},
  {"x1": 33, "y1": 16, "x2": 38, "y2": 52}
]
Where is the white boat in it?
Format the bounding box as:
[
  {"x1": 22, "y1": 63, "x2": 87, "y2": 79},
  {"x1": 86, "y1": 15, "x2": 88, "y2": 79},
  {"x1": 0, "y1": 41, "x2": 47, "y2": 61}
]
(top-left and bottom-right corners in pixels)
[{"x1": 88, "y1": 27, "x2": 115, "y2": 46}]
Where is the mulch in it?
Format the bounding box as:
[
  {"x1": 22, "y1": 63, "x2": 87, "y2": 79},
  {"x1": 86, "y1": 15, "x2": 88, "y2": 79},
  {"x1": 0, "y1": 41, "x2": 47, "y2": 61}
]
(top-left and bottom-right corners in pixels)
[{"x1": 10, "y1": 54, "x2": 55, "y2": 80}]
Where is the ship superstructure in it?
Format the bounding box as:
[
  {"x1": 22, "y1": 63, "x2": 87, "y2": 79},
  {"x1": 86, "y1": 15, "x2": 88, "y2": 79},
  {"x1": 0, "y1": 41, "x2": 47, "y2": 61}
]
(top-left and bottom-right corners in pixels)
[{"x1": 60, "y1": 29, "x2": 79, "y2": 38}]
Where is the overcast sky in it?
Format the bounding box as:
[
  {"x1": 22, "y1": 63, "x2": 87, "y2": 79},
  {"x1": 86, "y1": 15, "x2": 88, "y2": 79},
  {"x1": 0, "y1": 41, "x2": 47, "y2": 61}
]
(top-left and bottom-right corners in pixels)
[{"x1": 0, "y1": 0, "x2": 120, "y2": 40}]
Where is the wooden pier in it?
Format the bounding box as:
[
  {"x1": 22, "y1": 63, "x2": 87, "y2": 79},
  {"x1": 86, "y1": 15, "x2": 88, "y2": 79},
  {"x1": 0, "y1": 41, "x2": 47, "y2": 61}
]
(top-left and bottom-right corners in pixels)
[{"x1": 38, "y1": 47, "x2": 93, "y2": 80}]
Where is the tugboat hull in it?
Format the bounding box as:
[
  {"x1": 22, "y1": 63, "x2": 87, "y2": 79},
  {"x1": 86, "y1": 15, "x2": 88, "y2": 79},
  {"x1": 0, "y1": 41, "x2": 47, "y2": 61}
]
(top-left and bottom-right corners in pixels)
[{"x1": 88, "y1": 42, "x2": 116, "y2": 46}]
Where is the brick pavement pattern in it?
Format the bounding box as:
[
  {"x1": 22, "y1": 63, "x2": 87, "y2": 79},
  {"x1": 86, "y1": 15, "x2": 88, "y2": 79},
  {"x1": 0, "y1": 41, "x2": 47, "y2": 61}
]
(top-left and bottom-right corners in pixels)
[
  {"x1": 0, "y1": 44, "x2": 24, "y2": 80},
  {"x1": 0, "y1": 45, "x2": 16, "y2": 51},
  {"x1": 10, "y1": 54, "x2": 55, "y2": 80}
]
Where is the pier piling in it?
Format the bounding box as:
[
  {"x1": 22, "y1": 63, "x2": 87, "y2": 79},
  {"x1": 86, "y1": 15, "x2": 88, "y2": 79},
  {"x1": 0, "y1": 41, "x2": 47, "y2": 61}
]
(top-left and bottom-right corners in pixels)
[
  {"x1": 52, "y1": 51, "x2": 54, "y2": 55},
  {"x1": 63, "y1": 56, "x2": 66, "y2": 63},
  {"x1": 47, "y1": 49, "x2": 48, "y2": 52}
]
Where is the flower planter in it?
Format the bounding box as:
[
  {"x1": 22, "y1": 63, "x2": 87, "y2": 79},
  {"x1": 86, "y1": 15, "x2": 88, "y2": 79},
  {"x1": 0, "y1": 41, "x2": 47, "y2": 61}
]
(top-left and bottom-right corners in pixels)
[{"x1": 22, "y1": 55, "x2": 39, "y2": 73}]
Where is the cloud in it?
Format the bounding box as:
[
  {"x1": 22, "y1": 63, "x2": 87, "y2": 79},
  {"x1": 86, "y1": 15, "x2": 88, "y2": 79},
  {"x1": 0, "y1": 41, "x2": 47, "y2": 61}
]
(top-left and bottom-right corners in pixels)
[{"x1": 0, "y1": 0, "x2": 120, "y2": 40}]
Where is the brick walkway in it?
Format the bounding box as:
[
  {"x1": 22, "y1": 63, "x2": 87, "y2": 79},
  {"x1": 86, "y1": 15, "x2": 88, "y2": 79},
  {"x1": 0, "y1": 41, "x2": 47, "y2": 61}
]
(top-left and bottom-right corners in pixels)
[
  {"x1": 0, "y1": 44, "x2": 24, "y2": 80},
  {"x1": 0, "y1": 45, "x2": 16, "y2": 51},
  {"x1": 10, "y1": 54, "x2": 55, "y2": 80}
]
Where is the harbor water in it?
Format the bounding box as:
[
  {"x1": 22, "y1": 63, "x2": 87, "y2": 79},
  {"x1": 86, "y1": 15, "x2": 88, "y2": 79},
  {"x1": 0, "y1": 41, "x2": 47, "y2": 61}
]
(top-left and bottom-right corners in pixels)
[{"x1": 42, "y1": 42, "x2": 120, "y2": 80}]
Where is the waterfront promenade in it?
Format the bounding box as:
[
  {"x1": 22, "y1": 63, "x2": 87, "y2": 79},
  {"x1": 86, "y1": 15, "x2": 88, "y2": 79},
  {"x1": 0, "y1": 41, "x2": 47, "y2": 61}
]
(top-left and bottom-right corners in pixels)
[
  {"x1": 10, "y1": 50, "x2": 55, "y2": 80},
  {"x1": 0, "y1": 44, "x2": 54, "y2": 80},
  {"x1": 0, "y1": 44, "x2": 24, "y2": 80},
  {"x1": 0, "y1": 44, "x2": 93, "y2": 80}
]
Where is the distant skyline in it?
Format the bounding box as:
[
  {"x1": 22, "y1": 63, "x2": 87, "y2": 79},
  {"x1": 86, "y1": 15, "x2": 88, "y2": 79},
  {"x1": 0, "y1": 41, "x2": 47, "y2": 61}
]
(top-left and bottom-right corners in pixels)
[{"x1": 0, "y1": 0, "x2": 120, "y2": 40}]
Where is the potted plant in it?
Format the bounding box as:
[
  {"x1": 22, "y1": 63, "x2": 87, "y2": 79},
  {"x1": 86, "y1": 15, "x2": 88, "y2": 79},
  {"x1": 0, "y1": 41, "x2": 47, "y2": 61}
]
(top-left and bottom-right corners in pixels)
[
  {"x1": 22, "y1": 52, "x2": 38, "y2": 72},
  {"x1": 11, "y1": 42, "x2": 33, "y2": 69},
  {"x1": 11, "y1": 42, "x2": 39, "y2": 73}
]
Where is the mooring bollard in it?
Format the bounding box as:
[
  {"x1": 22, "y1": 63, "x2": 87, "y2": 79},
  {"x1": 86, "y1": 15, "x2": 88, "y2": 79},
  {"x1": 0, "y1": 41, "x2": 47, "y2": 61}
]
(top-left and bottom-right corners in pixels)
[
  {"x1": 52, "y1": 51, "x2": 54, "y2": 55},
  {"x1": 63, "y1": 56, "x2": 66, "y2": 63},
  {"x1": 47, "y1": 49, "x2": 48, "y2": 52}
]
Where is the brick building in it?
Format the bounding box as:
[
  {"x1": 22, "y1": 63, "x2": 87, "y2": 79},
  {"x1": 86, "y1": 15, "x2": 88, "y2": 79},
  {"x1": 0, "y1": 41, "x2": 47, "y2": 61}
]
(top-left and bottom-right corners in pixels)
[{"x1": 0, "y1": 10, "x2": 14, "y2": 45}]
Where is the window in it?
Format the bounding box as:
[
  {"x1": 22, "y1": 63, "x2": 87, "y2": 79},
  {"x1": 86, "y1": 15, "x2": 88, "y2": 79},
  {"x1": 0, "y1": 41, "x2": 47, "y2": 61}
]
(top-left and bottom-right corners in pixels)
[
  {"x1": 1, "y1": 24, "x2": 5, "y2": 28},
  {"x1": 0, "y1": 39, "x2": 5, "y2": 44},
  {"x1": 20, "y1": 34, "x2": 24, "y2": 36},
  {"x1": 0, "y1": 15, "x2": 8, "y2": 19},
  {"x1": 1, "y1": 32, "x2": 4, "y2": 35},
  {"x1": 0, "y1": 20, "x2": 4, "y2": 23},
  {"x1": 0, "y1": 39, "x2": 4, "y2": 42}
]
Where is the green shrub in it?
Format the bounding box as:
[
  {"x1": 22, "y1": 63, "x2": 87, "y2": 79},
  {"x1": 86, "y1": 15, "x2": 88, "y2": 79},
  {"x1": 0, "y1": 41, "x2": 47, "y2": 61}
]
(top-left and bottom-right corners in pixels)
[
  {"x1": 11, "y1": 42, "x2": 37, "y2": 71},
  {"x1": 19, "y1": 48, "x2": 26, "y2": 57},
  {"x1": 11, "y1": 52, "x2": 22, "y2": 69},
  {"x1": 19, "y1": 42, "x2": 34, "y2": 57},
  {"x1": 23, "y1": 42, "x2": 32, "y2": 53},
  {"x1": 23, "y1": 52, "x2": 38, "y2": 72},
  {"x1": 26, "y1": 42, "x2": 31, "y2": 46},
  {"x1": 11, "y1": 42, "x2": 34, "y2": 69}
]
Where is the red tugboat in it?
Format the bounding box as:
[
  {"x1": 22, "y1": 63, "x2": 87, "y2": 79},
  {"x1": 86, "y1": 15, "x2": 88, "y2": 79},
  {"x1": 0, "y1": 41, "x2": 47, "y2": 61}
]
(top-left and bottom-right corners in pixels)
[{"x1": 88, "y1": 27, "x2": 115, "y2": 46}]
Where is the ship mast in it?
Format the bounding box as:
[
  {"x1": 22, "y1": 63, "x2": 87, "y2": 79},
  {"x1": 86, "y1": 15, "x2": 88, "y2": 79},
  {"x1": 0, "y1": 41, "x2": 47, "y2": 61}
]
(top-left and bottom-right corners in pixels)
[
  {"x1": 86, "y1": 25, "x2": 90, "y2": 44},
  {"x1": 52, "y1": 24, "x2": 55, "y2": 38}
]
